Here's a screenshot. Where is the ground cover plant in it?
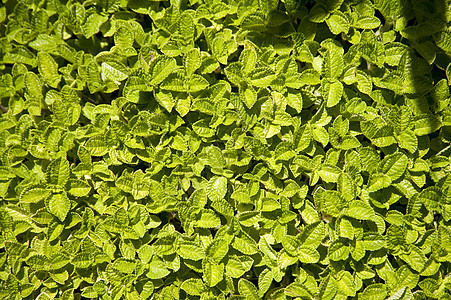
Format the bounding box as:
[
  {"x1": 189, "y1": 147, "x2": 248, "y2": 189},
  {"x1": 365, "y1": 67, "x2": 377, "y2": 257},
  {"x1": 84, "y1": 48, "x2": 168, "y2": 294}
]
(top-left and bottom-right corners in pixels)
[{"x1": 0, "y1": 0, "x2": 451, "y2": 299}]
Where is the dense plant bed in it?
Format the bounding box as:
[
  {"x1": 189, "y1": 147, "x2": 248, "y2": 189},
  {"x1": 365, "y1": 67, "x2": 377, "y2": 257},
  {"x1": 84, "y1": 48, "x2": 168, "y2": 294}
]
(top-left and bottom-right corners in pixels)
[{"x1": 1, "y1": 0, "x2": 451, "y2": 299}]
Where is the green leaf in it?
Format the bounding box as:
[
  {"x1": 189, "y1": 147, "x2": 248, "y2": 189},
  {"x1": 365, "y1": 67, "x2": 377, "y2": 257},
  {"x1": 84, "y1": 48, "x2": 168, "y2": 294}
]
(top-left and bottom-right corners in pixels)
[
  {"x1": 67, "y1": 179, "x2": 91, "y2": 197},
  {"x1": 211, "y1": 36, "x2": 229, "y2": 64},
  {"x1": 434, "y1": 29, "x2": 451, "y2": 53},
  {"x1": 82, "y1": 13, "x2": 108, "y2": 38},
  {"x1": 313, "y1": 126, "x2": 329, "y2": 147},
  {"x1": 206, "y1": 239, "x2": 229, "y2": 262},
  {"x1": 387, "y1": 287, "x2": 413, "y2": 300},
  {"x1": 356, "y1": 70, "x2": 373, "y2": 95},
  {"x1": 368, "y1": 173, "x2": 392, "y2": 192},
  {"x1": 345, "y1": 201, "x2": 375, "y2": 220},
  {"x1": 203, "y1": 259, "x2": 224, "y2": 287},
  {"x1": 354, "y1": 16, "x2": 381, "y2": 29},
  {"x1": 293, "y1": 124, "x2": 313, "y2": 152},
  {"x1": 328, "y1": 240, "x2": 349, "y2": 261},
  {"x1": 414, "y1": 114, "x2": 442, "y2": 136},
  {"x1": 258, "y1": 268, "x2": 273, "y2": 297},
  {"x1": 146, "y1": 260, "x2": 170, "y2": 279},
  {"x1": 85, "y1": 135, "x2": 109, "y2": 156},
  {"x1": 327, "y1": 11, "x2": 350, "y2": 35},
  {"x1": 179, "y1": 11, "x2": 195, "y2": 44},
  {"x1": 238, "y1": 278, "x2": 259, "y2": 300},
  {"x1": 188, "y1": 74, "x2": 209, "y2": 92},
  {"x1": 206, "y1": 176, "x2": 227, "y2": 202},
  {"x1": 232, "y1": 233, "x2": 259, "y2": 255},
  {"x1": 321, "y1": 44, "x2": 344, "y2": 79},
  {"x1": 338, "y1": 173, "x2": 356, "y2": 202},
  {"x1": 300, "y1": 221, "x2": 325, "y2": 248},
  {"x1": 397, "y1": 130, "x2": 418, "y2": 153},
  {"x1": 71, "y1": 253, "x2": 93, "y2": 269},
  {"x1": 161, "y1": 72, "x2": 186, "y2": 92},
  {"x1": 184, "y1": 48, "x2": 201, "y2": 76},
  {"x1": 195, "y1": 209, "x2": 221, "y2": 228},
  {"x1": 150, "y1": 56, "x2": 177, "y2": 85},
  {"x1": 177, "y1": 241, "x2": 206, "y2": 261},
  {"x1": 101, "y1": 61, "x2": 129, "y2": 82},
  {"x1": 46, "y1": 158, "x2": 70, "y2": 186},
  {"x1": 335, "y1": 271, "x2": 356, "y2": 297},
  {"x1": 321, "y1": 79, "x2": 343, "y2": 107},
  {"x1": 417, "y1": 187, "x2": 441, "y2": 212},
  {"x1": 240, "y1": 83, "x2": 258, "y2": 109},
  {"x1": 319, "y1": 276, "x2": 338, "y2": 300},
  {"x1": 225, "y1": 255, "x2": 253, "y2": 278},
  {"x1": 114, "y1": 26, "x2": 134, "y2": 49},
  {"x1": 379, "y1": 152, "x2": 408, "y2": 182},
  {"x1": 372, "y1": 126, "x2": 397, "y2": 148},
  {"x1": 318, "y1": 164, "x2": 341, "y2": 183},
  {"x1": 112, "y1": 258, "x2": 136, "y2": 274},
  {"x1": 314, "y1": 187, "x2": 346, "y2": 217},
  {"x1": 0, "y1": 6, "x2": 5, "y2": 24},
  {"x1": 296, "y1": 69, "x2": 321, "y2": 87},
  {"x1": 37, "y1": 52, "x2": 61, "y2": 88},
  {"x1": 385, "y1": 43, "x2": 409, "y2": 66},
  {"x1": 361, "y1": 233, "x2": 385, "y2": 251},
  {"x1": 224, "y1": 62, "x2": 243, "y2": 86},
  {"x1": 181, "y1": 279, "x2": 206, "y2": 296},
  {"x1": 249, "y1": 67, "x2": 276, "y2": 88},
  {"x1": 20, "y1": 187, "x2": 51, "y2": 203},
  {"x1": 47, "y1": 192, "x2": 70, "y2": 222},
  {"x1": 155, "y1": 89, "x2": 175, "y2": 112},
  {"x1": 193, "y1": 119, "x2": 216, "y2": 137},
  {"x1": 240, "y1": 47, "x2": 257, "y2": 75},
  {"x1": 358, "y1": 283, "x2": 387, "y2": 300},
  {"x1": 297, "y1": 246, "x2": 320, "y2": 263}
]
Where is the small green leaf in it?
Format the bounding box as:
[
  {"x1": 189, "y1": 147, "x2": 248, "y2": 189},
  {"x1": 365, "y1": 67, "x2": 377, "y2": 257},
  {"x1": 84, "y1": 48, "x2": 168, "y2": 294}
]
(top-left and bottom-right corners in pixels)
[
  {"x1": 20, "y1": 187, "x2": 51, "y2": 203},
  {"x1": 240, "y1": 83, "x2": 258, "y2": 109},
  {"x1": 101, "y1": 61, "x2": 128, "y2": 82},
  {"x1": 203, "y1": 259, "x2": 224, "y2": 287},
  {"x1": 146, "y1": 260, "x2": 170, "y2": 279},
  {"x1": 47, "y1": 192, "x2": 70, "y2": 222},
  {"x1": 188, "y1": 74, "x2": 209, "y2": 92},
  {"x1": 321, "y1": 79, "x2": 343, "y2": 107},
  {"x1": 319, "y1": 276, "x2": 338, "y2": 300},
  {"x1": 327, "y1": 11, "x2": 349, "y2": 35},
  {"x1": 37, "y1": 52, "x2": 61, "y2": 88},
  {"x1": 176, "y1": 241, "x2": 206, "y2": 261},
  {"x1": 238, "y1": 278, "x2": 259, "y2": 300},
  {"x1": 67, "y1": 179, "x2": 91, "y2": 197},
  {"x1": 345, "y1": 201, "x2": 375, "y2": 220},
  {"x1": 195, "y1": 209, "x2": 221, "y2": 228},
  {"x1": 297, "y1": 246, "x2": 320, "y2": 263},
  {"x1": 206, "y1": 176, "x2": 227, "y2": 202},
  {"x1": 206, "y1": 239, "x2": 229, "y2": 262},
  {"x1": 358, "y1": 283, "x2": 387, "y2": 300},
  {"x1": 150, "y1": 56, "x2": 177, "y2": 85},
  {"x1": 354, "y1": 16, "x2": 381, "y2": 29},
  {"x1": 338, "y1": 173, "x2": 356, "y2": 202},
  {"x1": 184, "y1": 48, "x2": 201, "y2": 76},
  {"x1": 46, "y1": 158, "x2": 70, "y2": 186},
  {"x1": 181, "y1": 279, "x2": 206, "y2": 296},
  {"x1": 328, "y1": 240, "x2": 349, "y2": 261},
  {"x1": 318, "y1": 164, "x2": 341, "y2": 183},
  {"x1": 379, "y1": 152, "x2": 408, "y2": 182},
  {"x1": 414, "y1": 114, "x2": 442, "y2": 136},
  {"x1": 249, "y1": 67, "x2": 276, "y2": 88},
  {"x1": 225, "y1": 255, "x2": 253, "y2": 278}
]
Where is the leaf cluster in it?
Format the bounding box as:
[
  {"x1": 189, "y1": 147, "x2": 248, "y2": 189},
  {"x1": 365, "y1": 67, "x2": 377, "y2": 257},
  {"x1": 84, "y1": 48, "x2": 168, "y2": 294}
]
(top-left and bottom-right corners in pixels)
[{"x1": 0, "y1": 0, "x2": 451, "y2": 299}]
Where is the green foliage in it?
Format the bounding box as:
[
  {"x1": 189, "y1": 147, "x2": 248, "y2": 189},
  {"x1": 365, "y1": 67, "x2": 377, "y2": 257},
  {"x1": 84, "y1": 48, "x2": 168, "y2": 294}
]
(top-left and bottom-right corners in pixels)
[{"x1": 0, "y1": 0, "x2": 451, "y2": 299}]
